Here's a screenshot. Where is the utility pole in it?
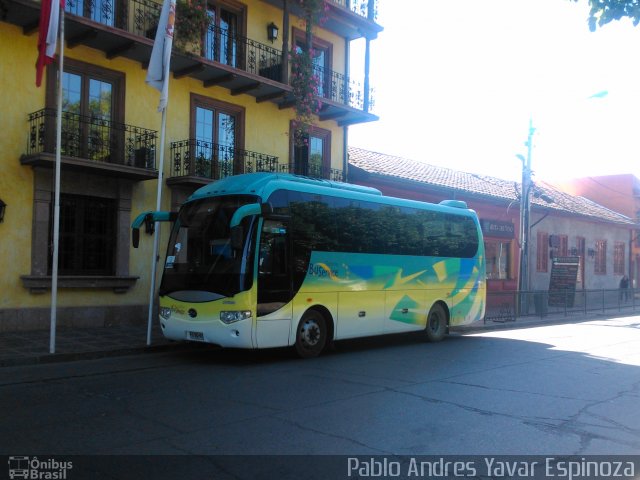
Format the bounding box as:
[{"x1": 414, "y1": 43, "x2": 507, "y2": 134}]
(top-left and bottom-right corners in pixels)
[{"x1": 518, "y1": 118, "x2": 535, "y2": 313}]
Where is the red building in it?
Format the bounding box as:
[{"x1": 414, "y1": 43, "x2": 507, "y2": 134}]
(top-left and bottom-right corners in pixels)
[{"x1": 348, "y1": 147, "x2": 636, "y2": 301}]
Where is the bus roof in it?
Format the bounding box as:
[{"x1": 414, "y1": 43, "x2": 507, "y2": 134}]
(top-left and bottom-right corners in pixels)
[
  {"x1": 189, "y1": 173, "x2": 382, "y2": 200},
  {"x1": 188, "y1": 173, "x2": 476, "y2": 217}
]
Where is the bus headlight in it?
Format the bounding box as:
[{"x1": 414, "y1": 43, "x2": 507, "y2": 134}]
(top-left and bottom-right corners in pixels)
[
  {"x1": 159, "y1": 307, "x2": 172, "y2": 319},
  {"x1": 220, "y1": 310, "x2": 252, "y2": 324}
]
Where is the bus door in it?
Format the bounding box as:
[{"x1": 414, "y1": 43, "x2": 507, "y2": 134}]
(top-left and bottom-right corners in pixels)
[{"x1": 256, "y1": 218, "x2": 293, "y2": 347}]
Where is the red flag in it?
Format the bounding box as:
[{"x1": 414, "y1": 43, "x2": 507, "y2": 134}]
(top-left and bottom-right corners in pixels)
[{"x1": 36, "y1": 0, "x2": 64, "y2": 87}]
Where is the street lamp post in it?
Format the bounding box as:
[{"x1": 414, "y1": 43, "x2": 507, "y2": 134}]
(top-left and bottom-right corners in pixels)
[
  {"x1": 515, "y1": 91, "x2": 605, "y2": 315},
  {"x1": 518, "y1": 118, "x2": 535, "y2": 313}
]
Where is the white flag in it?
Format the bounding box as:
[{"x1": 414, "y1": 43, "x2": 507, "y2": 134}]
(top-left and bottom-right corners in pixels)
[
  {"x1": 36, "y1": 0, "x2": 64, "y2": 87},
  {"x1": 146, "y1": 0, "x2": 176, "y2": 111},
  {"x1": 45, "y1": 2, "x2": 60, "y2": 57}
]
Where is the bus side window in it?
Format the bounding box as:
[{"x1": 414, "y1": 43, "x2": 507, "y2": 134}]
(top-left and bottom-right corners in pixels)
[
  {"x1": 259, "y1": 220, "x2": 288, "y2": 275},
  {"x1": 258, "y1": 219, "x2": 291, "y2": 315}
]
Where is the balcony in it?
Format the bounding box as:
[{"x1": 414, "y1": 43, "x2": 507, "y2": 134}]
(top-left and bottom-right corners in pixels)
[
  {"x1": 167, "y1": 139, "x2": 280, "y2": 188},
  {"x1": 3, "y1": 0, "x2": 377, "y2": 126},
  {"x1": 20, "y1": 108, "x2": 158, "y2": 181},
  {"x1": 200, "y1": 24, "x2": 283, "y2": 82},
  {"x1": 167, "y1": 138, "x2": 344, "y2": 186},
  {"x1": 261, "y1": 0, "x2": 382, "y2": 40},
  {"x1": 63, "y1": 0, "x2": 160, "y2": 37},
  {"x1": 314, "y1": 64, "x2": 369, "y2": 113},
  {"x1": 169, "y1": 24, "x2": 375, "y2": 125},
  {"x1": 279, "y1": 163, "x2": 345, "y2": 183},
  {"x1": 327, "y1": 0, "x2": 378, "y2": 21}
]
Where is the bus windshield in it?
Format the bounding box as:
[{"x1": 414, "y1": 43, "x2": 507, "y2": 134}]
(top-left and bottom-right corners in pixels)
[{"x1": 159, "y1": 195, "x2": 258, "y2": 300}]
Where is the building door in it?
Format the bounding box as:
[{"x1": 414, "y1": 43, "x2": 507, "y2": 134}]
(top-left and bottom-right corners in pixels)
[
  {"x1": 291, "y1": 125, "x2": 330, "y2": 179},
  {"x1": 294, "y1": 34, "x2": 331, "y2": 99},
  {"x1": 193, "y1": 104, "x2": 238, "y2": 178},
  {"x1": 204, "y1": 3, "x2": 243, "y2": 67},
  {"x1": 61, "y1": 70, "x2": 117, "y2": 162}
]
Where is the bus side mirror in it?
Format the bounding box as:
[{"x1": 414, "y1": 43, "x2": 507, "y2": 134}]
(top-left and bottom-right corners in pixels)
[
  {"x1": 261, "y1": 203, "x2": 273, "y2": 216},
  {"x1": 231, "y1": 225, "x2": 244, "y2": 251},
  {"x1": 132, "y1": 228, "x2": 140, "y2": 248}
]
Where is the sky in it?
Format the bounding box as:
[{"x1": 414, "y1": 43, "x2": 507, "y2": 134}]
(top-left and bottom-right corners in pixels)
[{"x1": 348, "y1": 0, "x2": 640, "y2": 183}]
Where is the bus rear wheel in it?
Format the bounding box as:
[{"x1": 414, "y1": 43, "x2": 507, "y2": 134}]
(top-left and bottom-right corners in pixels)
[
  {"x1": 294, "y1": 310, "x2": 327, "y2": 358},
  {"x1": 425, "y1": 304, "x2": 447, "y2": 342}
]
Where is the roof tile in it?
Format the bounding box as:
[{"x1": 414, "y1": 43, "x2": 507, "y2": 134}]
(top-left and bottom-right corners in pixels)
[{"x1": 348, "y1": 146, "x2": 635, "y2": 225}]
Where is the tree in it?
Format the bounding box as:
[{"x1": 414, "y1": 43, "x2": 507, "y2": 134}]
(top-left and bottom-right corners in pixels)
[{"x1": 574, "y1": 0, "x2": 640, "y2": 31}]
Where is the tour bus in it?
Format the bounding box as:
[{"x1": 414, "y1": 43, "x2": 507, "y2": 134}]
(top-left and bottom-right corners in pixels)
[{"x1": 132, "y1": 173, "x2": 486, "y2": 357}]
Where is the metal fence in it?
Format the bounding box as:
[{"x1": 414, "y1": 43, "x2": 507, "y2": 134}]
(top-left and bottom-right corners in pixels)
[
  {"x1": 327, "y1": 0, "x2": 379, "y2": 21},
  {"x1": 170, "y1": 139, "x2": 279, "y2": 180},
  {"x1": 485, "y1": 288, "x2": 639, "y2": 323},
  {"x1": 27, "y1": 108, "x2": 157, "y2": 169},
  {"x1": 277, "y1": 163, "x2": 345, "y2": 182}
]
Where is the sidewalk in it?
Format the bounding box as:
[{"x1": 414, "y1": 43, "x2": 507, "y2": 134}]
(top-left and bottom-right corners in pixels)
[
  {"x1": 0, "y1": 310, "x2": 630, "y2": 368},
  {"x1": 0, "y1": 322, "x2": 204, "y2": 368}
]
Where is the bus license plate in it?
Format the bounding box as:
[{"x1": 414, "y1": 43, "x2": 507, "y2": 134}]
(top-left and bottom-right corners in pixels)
[{"x1": 187, "y1": 331, "x2": 204, "y2": 341}]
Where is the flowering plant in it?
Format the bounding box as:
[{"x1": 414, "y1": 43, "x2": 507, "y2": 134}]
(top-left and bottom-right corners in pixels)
[
  {"x1": 290, "y1": 48, "x2": 321, "y2": 145},
  {"x1": 296, "y1": 0, "x2": 328, "y2": 26},
  {"x1": 174, "y1": 0, "x2": 210, "y2": 52},
  {"x1": 290, "y1": 0, "x2": 327, "y2": 146}
]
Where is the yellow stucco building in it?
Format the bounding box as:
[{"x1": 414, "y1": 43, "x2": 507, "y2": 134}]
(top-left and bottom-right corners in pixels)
[{"x1": 0, "y1": 0, "x2": 381, "y2": 330}]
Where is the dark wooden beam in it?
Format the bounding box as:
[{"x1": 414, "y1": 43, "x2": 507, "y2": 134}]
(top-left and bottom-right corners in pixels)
[
  {"x1": 319, "y1": 110, "x2": 348, "y2": 122},
  {"x1": 256, "y1": 91, "x2": 287, "y2": 103},
  {"x1": 338, "y1": 115, "x2": 370, "y2": 127},
  {"x1": 22, "y1": 20, "x2": 39, "y2": 36},
  {"x1": 231, "y1": 82, "x2": 261, "y2": 96},
  {"x1": 278, "y1": 99, "x2": 296, "y2": 110},
  {"x1": 204, "y1": 73, "x2": 236, "y2": 87},
  {"x1": 173, "y1": 63, "x2": 204, "y2": 79},
  {"x1": 106, "y1": 41, "x2": 136, "y2": 59},
  {"x1": 67, "y1": 29, "x2": 98, "y2": 49}
]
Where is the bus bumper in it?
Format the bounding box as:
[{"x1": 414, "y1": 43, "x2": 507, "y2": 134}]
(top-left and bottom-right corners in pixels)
[{"x1": 159, "y1": 315, "x2": 255, "y2": 349}]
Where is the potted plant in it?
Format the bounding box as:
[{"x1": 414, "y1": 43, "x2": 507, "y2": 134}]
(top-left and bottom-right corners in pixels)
[{"x1": 174, "y1": 0, "x2": 210, "y2": 53}]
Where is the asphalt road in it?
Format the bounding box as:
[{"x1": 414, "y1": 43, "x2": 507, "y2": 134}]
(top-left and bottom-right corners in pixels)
[{"x1": 1, "y1": 316, "x2": 639, "y2": 478}]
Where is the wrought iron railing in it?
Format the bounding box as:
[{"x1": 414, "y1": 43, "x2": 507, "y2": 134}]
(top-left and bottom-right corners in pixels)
[
  {"x1": 170, "y1": 139, "x2": 279, "y2": 180},
  {"x1": 312, "y1": 64, "x2": 369, "y2": 111},
  {"x1": 278, "y1": 163, "x2": 345, "y2": 182},
  {"x1": 61, "y1": 0, "x2": 373, "y2": 112},
  {"x1": 327, "y1": 0, "x2": 378, "y2": 21},
  {"x1": 27, "y1": 109, "x2": 157, "y2": 169},
  {"x1": 128, "y1": 0, "x2": 161, "y2": 38},
  {"x1": 65, "y1": 0, "x2": 160, "y2": 38},
  {"x1": 485, "y1": 288, "x2": 640, "y2": 323},
  {"x1": 202, "y1": 24, "x2": 283, "y2": 82}
]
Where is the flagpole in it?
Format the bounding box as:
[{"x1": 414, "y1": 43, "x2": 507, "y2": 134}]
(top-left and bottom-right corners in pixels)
[
  {"x1": 146, "y1": 107, "x2": 166, "y2": 345},
  {"x1": 49, "y1": 5, "x2": 64, "y2": 354},
  {"x1": 144, "y1": 0, "x2": 174, "y2": 345}
]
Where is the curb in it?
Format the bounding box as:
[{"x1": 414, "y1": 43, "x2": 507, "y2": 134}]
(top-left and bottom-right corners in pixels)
[
  {"x1": 0, "y1": 341, "x2": 211, "y2": 368},
  {"x1": 451, "y1": 311, "x2": 629, "y2": 335}
]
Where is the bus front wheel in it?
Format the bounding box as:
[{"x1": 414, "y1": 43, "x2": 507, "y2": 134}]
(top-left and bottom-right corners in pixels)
[
  {"x1": 294, "y1": 310, "x2": 327, "y2": 358},
  {"x1": 425, "y1": 304, "x2": 447, "y2": 342}
]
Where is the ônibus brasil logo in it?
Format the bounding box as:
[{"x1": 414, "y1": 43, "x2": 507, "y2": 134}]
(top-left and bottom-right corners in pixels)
[{"x1": 8, "y1": 456, "x2": 72, "y2": 479}]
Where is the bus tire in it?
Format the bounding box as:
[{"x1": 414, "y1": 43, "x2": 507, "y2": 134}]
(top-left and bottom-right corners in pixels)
[
  {"x1": 425, "y1": 303, "x2": 447, "y2": 342},
  {"x1": 294, "y1": 310, "x2": 327, "y2": 358}
]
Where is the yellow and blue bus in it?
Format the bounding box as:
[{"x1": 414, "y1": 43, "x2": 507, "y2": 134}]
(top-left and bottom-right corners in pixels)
[{"x1": 133, "y1": 173, "x2": 486, "y2": 357}]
